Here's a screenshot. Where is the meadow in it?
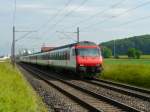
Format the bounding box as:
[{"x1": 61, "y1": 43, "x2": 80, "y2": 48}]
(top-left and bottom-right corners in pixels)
[
  {"x1": 100, "y1": 57, "x2": 150, "y2": 89},
  {"x1": 0, "y1": 61, "x2": 47, "y2": 112}
]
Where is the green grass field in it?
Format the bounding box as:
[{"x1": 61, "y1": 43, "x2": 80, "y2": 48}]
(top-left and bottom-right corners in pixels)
[
  {"x1": 0, "y1": 61, "x2": 47, "y2": 112},
  {"x1": 100, "y1": 58, "x2": 150, "y2": 89}
]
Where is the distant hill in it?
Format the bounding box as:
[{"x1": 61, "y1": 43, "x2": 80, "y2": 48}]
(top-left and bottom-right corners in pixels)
[{"x1": 100, "y1": 35, "x2": 150, "y2": 55}]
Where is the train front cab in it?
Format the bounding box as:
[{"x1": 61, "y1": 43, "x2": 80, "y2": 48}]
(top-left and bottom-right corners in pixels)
[{"x1": 74, "y1": 45, "x2": 103, "y2": 77}]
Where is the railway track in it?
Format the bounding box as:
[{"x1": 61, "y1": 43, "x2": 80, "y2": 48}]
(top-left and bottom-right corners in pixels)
[
  {"x1": 86, "y1": 78, "x2": 150, "y2": 101},
  {"x1": 53, "y1": 72, "x2": 150, "y2": 112},
  {"x1": 95, "y1": 78, "x2": 150, "y2": 94},
  {"x1": 20, "y1": 63, "x2": 142, "y2": 112}
]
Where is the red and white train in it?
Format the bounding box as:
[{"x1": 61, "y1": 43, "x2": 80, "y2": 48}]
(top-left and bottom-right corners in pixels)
[{"x1": 20, "y1": 41, "x2": 103, "y2": 77}]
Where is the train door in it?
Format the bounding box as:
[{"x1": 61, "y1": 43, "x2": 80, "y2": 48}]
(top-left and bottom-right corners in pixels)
[{"x1": 69, "y1": 48, "x2": 76, "y2": 70}]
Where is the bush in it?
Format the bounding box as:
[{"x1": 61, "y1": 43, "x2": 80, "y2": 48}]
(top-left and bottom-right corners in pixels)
[
  {"x1": 135, "y1": 50, "x2": 142, "y2": 59},
  {"x1": 127, "y1": 48, "x2": 142, "y2": 59},
  {"x1": 114, "y1": 55, "x2": 120, "y2": 59},
  {"x1": 102, "y1": 47, "x2": 112, "y2": 58}
]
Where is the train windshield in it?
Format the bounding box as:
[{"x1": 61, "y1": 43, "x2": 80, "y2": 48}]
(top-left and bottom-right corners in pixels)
[{"x1": 77, "y1": 48, "x2": 100, "y2": 57}]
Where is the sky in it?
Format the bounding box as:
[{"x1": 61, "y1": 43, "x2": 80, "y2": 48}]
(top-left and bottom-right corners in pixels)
[{"x1": 0, "y1": 0, "x2": 150, "y2": 55}]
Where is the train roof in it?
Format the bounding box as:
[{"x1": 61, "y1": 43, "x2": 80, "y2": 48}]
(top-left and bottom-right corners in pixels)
[
  {"x1": 52, "y1": 41, "x2": 97, "y2": 51},
  {"x1": 22, "y1": 41, "x2": 97, "y2": 56}
]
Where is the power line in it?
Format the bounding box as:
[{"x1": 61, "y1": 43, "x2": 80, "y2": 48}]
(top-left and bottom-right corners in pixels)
[
  {"x1": 113, "y1": 1, "x2": 150, "y2": 18},
  {"x1": 81, "y1": 15, "x2": 150, "y2": 33},
  {"x1": 37, "y1": 0, "x2": 73, "y2": 31},
  {"x1": 68, "y1": 0, "x2": 126, "y2": 28},
  {"x1": 56, "y1": 31, "x2": 77, "y2": 42},
  {"x1": 52, "y1": 0, "x2": 88, "y2": 28},
  {"x1": 116, "y1": 15, "x2": 150, "y2": 27},
  {"x1": 81, "y1": 1, "x2": 150, "y2": 31},
  {"x1": 14, "y1": 0, "x2": 73, "y2": 44},
  {"x1": 15, "y1": 31, "x2": 37, "y2": 42},
  {"x1": 40, "y1": 0, "x2": 89, "y2": 36}
]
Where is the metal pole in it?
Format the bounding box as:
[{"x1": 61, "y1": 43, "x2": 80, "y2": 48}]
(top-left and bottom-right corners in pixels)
[
  {"x1": 77, "y1": 27, "x2": 79, "y2": 43},
  {"x1": 12, "y1": 26, "x2": 15, "y2": 67},
  {"x1": 113, "y1": 39, "x2": 116, "y2": 58}
]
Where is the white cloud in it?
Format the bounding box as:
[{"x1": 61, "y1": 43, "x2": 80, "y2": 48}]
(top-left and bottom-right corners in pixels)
[
  {"x1": 17, "y1": 3, "x2": 59, "y2": 15},
  {"x1": 63, "y1": 5, "x2": 101, "y2": 16},
  {"x1": 61, "y1": 4, "x2": 132, "y2": 19},
  {"x1": 17, "y1": 4, "x2": 47, "y2": 9},
  {"x1": 67, "y1": 5, "x2": 98, "y2": 12}
]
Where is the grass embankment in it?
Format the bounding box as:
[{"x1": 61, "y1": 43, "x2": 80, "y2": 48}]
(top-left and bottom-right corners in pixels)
[
  {"x1": 100, "y1": 59, "x2": 150, "y2": 89},
  {"x1": 0, "y1": 61, "x2": 47, "y2": 112}
]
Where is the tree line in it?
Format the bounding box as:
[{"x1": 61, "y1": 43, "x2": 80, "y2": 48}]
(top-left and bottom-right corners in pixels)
[
  {"x1": 101, "y1": 47, "x2": 142, "y2": 58},
  {"x1": 100, "y1": 35, "x2": 150, "y2": 58}
]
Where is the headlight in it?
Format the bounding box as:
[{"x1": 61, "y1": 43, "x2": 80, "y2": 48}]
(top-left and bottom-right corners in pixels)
[{"x1": 80, "y1": 64, "x2": 84, "y2": 67}]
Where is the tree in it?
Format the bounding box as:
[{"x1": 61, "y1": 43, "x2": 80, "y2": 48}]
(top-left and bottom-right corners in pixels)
[
  {"x1": 135, "y1": 50, "x2": 142, "y2": 59},
  {"x1": 127, "y1": 48, "x2": 142, "y2": 59},
  {"x1": 102, "y1": 47, "x2": 112, "y2": 58},
  {"x1": 127, "y1": 48, "x2": 136, "y2": 58}
]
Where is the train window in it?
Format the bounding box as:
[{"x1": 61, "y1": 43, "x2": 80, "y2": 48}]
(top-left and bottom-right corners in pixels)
[
  {"x1": 45, "y1": 54, "x2": 47, "y2": 60},
  {"x1": 72, "y1": 49, "x2": 76, "y2": 56},
  {"x1": 63, "y1": 51, "x2": 66, "y2": 60},
  {"x1": 64, "y1": 52, "x2": 66, "y2": 60},
  {"x1": 51, "y1": 53, "x2": 53, "y2": 60},
  {"x1": 50, "y1": 53, "x2": 51, "y2": 59},
  {"x1": 53, "y1": 53, "x2": 55, "y2": 60},
  {"x1": 56, "y1": 52, "x2": 59, "y2": 60},
  {"x1": 54, "y1": 53, "x2": 56, "y2": 60},
  {"x1": 58, "y1": 52, "x2": 60, "y2": 60},
  {"x1": 40, "y1": 55, "x2": 42, "y2": 60},
  {"x1": 61, "y1": 52, "x2": 63, "y2": 60},
  {"x1": 54, "y1": 52, "x2": 56, "y2": 60},
  {"x1": 67, "y1": 51, "x2": 70, "y2": 60},
  {"x1": 77, "y1": 48, "x2": 100, "y2": 57},
  {"x1": 59, "y1": 52, "x2": 62, "y2": 60},
  {"x1": 55, "y1": 52, "x2": 57, "y2": 60},
  {"x1": 42, "y1": 55, "x2": 44, "y2": 60},
  {"x1": 47, "y1": 53, "x2": 50, "y2": 60},
  {"x1": 51, "y1": 53, "x2": 53, "y2": 59},
  {"x1": 43, "y1": 55, "x2": 44, "y2": 60}
]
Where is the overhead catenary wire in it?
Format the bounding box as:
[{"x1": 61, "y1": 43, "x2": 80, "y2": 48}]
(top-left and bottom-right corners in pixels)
[
  {"x1": 116, "y1": 15, "x2": 150, "y2": 28},
  {"x1": 15, "y1": 31, "x2": 37, "y2": 42},
  {"x1": 56, "y1": 31, "x2": 77, "y2": 42},
  {"x1": 68, "y1": 0, "x2": 126, "y2": 28},
  {"x1": 81, "y1": 14, "x2": 150, "y2": 33},
  {"x1": 20, "y1": 0, "x2": 73, "y2": 41},
  {"x1": 51, "y1": 0, "x2": 89, "y2": 28},
  {"x1": 37, "y1": 0, "x2": 74, "y2": 31},
  {"x1": 81, "y1": 1, "x2": 150, "y2": 31},
  {"x1": 39, "y1": 0, "x2": 89, "y2": 37}
]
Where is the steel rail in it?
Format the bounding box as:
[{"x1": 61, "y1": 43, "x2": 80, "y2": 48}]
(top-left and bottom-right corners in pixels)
[
  {"x1": 84, "y1": 79, "x2": 150, "y2": 101},
  {"x1": 95, "y1": 78, "x2": 150, "y2": 94}
]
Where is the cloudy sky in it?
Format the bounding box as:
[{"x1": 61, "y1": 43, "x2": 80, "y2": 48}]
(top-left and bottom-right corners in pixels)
[{"x1": 0, "y1": 0, "x2": 150, "y2": 55}]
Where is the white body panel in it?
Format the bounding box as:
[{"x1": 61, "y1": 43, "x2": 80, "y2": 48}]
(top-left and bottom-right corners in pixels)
[{"x1": 20, "y1": 46, "x2": 77, "y2": 71}]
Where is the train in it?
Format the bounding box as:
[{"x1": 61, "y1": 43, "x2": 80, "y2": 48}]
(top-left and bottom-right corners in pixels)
[{"x1": 19, "y1": 41, "x2": 103, "y2": 77}]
